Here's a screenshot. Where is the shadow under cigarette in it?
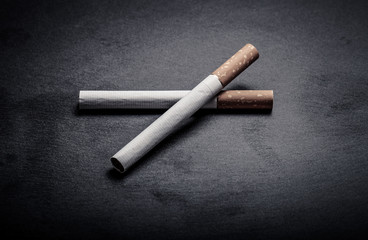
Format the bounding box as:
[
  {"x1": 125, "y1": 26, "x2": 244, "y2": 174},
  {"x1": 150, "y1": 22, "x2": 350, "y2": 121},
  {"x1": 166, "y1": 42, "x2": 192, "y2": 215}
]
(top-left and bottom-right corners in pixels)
[
  {"x1": 105, "y1": 107, "x2": 273, "y2": 180},
  {"x1": 105, "y1": 113, "x2": 210, "y2": 181},
  {"x1": 76, "y1": 106, "x2": 272, "y2": 116},
  {"x1": 197, "y1": 108, "x2": 272, "y2": 115},
  {"x1": 85, "y1": 84, "x2": 273, "y2": 179}
]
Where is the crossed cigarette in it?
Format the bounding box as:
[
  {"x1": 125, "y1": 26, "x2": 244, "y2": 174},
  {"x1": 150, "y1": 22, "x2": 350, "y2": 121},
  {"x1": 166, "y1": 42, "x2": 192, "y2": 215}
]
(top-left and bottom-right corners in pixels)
[{"x1": 79, "y1": 44, "x2": 272, "y2": 173}]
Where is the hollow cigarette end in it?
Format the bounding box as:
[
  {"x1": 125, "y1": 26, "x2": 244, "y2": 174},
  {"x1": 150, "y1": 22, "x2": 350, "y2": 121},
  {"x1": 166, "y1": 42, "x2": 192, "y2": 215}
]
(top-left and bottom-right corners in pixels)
[
  {"x1": 111, "y1": 157, "x2": 125, "y2": 173},
  {"x1": 212, "y1": 43, "x2": 259, "y2": 87},
  {"x1": 217, "y1": 90, "x2": 273, "y2": 110}
]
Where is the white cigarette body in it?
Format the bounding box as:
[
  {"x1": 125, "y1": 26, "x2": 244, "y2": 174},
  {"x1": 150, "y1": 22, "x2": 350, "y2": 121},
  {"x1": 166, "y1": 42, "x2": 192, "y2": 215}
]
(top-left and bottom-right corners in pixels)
[
  {"x1": 111, "y1": 75, "x2": 222, "y2": 172},
  {"x1": 79, "y1": 90, "x2": 217, "y2": 109},
  {"x1": 111, "y1": 44, "x2": 259, "y2": 173}
]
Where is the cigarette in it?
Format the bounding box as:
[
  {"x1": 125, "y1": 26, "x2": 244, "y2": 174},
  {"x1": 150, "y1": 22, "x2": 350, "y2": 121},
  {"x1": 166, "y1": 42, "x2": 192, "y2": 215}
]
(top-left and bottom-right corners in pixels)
[
  {"x1": 111, "y1": 43, "x2": 259, "y2": 173},
  {"x1": 79, "y1": 90, "x2": 273, "y2": 110}
]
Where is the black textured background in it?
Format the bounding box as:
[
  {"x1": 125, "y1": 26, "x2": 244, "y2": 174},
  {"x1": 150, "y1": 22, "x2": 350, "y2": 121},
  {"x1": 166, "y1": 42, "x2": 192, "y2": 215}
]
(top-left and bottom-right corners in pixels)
[{"x1": 1, "y1": 0, "x2": 368, "y2": 239}]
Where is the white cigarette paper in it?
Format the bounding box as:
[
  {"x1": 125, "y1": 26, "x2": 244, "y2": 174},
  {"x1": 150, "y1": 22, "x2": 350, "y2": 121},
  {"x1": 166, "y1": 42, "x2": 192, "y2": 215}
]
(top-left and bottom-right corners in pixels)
[
  {"x1": 111, "y1": 44, "x2": 259, "y2": 173},
  {"x1": 79, "y1": 90, "x2": 217, "y2": 109},
  {"x1": 111, "y1": 76, "x2": 222, "y2": 172}
]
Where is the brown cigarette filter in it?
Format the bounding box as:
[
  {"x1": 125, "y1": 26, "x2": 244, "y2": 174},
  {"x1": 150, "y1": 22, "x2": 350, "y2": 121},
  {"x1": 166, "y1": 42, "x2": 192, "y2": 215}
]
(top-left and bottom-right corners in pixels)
[
  {"x1": 212, "y1": 44, "x2": 259, "y2": 86},
  {"x1": 217, "y1": 90, "x2": 273, "y2": 109}
]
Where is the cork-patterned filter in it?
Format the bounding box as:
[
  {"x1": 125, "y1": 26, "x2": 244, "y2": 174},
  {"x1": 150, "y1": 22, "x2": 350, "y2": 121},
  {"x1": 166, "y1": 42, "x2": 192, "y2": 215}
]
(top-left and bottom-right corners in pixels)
[
  {"x1": 212, "y1": 44, "x2": 259, "y2": 86},
  {"x1": 217, "y1": 90, "x2": 273, "y2": 109}
]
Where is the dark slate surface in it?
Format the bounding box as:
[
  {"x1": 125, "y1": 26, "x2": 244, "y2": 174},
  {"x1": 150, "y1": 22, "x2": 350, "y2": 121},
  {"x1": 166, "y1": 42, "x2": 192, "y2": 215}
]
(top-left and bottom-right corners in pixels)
[{"x1": 1, "y1": 0, "x2": 368, "y2": 239}]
